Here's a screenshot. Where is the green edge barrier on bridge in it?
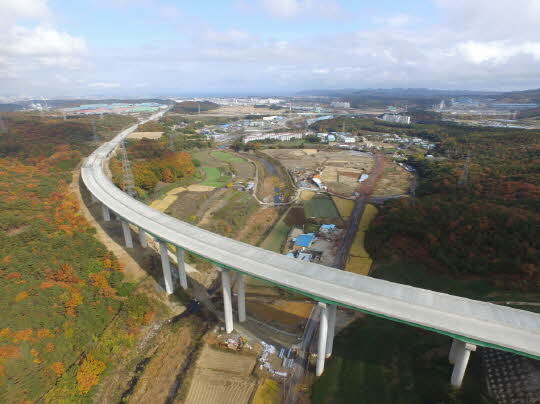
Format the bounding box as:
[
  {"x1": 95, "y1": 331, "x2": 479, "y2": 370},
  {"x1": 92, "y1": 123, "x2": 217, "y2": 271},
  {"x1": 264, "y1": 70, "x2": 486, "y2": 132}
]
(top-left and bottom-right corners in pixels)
[{"x1": 138, "y1": 227, "x2": 540, "y2": 361}]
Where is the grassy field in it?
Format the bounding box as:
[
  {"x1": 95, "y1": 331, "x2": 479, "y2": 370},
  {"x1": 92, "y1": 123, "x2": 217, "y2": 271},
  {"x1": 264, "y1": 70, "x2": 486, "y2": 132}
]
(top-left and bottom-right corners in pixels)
[
  {"x1": 331, "y1": 196, "x2": 355, "y2": 219},
  {"x1": 203, "y1": 191, "x2": 259, "y2": 237},
  {"x1": 253, "y1": 379, "x2": 281, "y2": 404},
  {"x1": 304, "y1": 195, "x2": 339, "y2": 219},
  {"x1": 200, "y1": 166, "x2": 230, "y2": 187},
  {"x1": 260, "y1": 220, "x2": 291, "y2": 253},
  {"x1": 312, "y1": 316, "x2": 492, "y2": 404},
  {"x1": 210, "y1": 151, "x2": 246, "y2": 163}
]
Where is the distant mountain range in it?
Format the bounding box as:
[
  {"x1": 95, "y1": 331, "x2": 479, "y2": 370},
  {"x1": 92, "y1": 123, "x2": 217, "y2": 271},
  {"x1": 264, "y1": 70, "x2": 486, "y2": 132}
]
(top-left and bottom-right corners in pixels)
[
  {"x1": 296, "y1": 88, "x2": 502, "y2": 98},
  {"x1": 297, "y1": 87, "x2": 540, "y2": 103}
]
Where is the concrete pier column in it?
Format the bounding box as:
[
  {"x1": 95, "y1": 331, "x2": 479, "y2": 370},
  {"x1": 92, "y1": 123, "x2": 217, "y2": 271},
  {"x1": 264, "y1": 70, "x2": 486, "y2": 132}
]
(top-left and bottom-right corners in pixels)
[
  {"x1": 316, "y1": 302, "x2": 328, "y2": 376},
  {"x1": 325, "y1": 304, "x2": 337, "y2": 358},
  {"x1": 175, "y1": 247, "x2": 188, "y2": 290},
  {"x1": 449, "y1": 339, "x2": 458, "y2": 364},
  {"x1": 221, "y1": 268, "x2": 234, "y2": 333},
  {"x1": 91, "y1": 193, "x2": 98, "y2": 203},
  {"x1": 158, "y1": 241, "x2": 174, "y2": 295},
  {"x1": 121, "y1": 221, "x2": 133, "y2": 248},
  {"x1": 450, "y1": 341, "x2": 476, "y2": 387},
  {"x1": 236, "y1": 273, "x2": 246, "y2": 323},
  {"x1": 101, "y1": 204, "x2": 111, "y2": 221},
  {"x1": 138, "y1": 227, "x2": 148, "y2": 248}
]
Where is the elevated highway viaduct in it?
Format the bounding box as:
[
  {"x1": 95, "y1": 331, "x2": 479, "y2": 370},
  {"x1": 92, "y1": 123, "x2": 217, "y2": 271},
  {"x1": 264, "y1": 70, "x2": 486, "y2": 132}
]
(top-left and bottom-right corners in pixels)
[{"x1": 81, "y1": 110, "x2": 540, "y2": 388}]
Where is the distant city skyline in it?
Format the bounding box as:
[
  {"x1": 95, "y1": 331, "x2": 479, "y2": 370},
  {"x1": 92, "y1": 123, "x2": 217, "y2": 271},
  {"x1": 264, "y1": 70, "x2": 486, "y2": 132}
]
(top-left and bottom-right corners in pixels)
[{"x1": 1, "y1": 0, "x2": 540, "y2": 97}]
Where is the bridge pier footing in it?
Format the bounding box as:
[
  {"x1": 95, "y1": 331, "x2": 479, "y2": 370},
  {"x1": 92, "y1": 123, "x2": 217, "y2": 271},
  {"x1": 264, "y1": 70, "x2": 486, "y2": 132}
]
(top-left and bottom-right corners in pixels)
[
  {"x1": 237, "y1": 273, "x2": 246, "y2": 323},
  {"x1": 121, "y1": 221, "x2": 133, "y2": 248},
  {"x1": 101, "y1": 204, "x2": 111, "y2": 221},
  {"x1": 326, "y1": 304, "x2": 337, "y2": 358},
  {"x1": 138, "y1": 227, "x2": 148, "y2": 248},
  {"x1": 316, "y1": 302, "x2": 328, "y2": 376},
  {"x1": 158, "y1": 241, "x2": 174, "y2": 295},
  {"x1": 450, "y1": 340, "x2": 476, "y2": 388},
  {"x1": 175, "y1": 247, "x2": 188, "y2": 289},
  {"x1": 221, "y1": 268, "x2": 234, "y2": 333}
]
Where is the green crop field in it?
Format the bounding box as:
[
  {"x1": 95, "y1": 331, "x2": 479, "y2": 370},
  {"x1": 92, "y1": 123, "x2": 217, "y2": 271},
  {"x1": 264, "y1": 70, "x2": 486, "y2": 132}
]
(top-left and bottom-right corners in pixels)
[
  {"x1": 304, "y1": 196, "x2": 339, "y2": 219},
  {"x1": 260, "y1": 220, "x2": 291, "y2": 253},
  {"x1": 210, "y1": 151, "x2": 246, "y2": 163},
  {"x1": 199, "y1": 167, "x2": 230, "y2": 187}
]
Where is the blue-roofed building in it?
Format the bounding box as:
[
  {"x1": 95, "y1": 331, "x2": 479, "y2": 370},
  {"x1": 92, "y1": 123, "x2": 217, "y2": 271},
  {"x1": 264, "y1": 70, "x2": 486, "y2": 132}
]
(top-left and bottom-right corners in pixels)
[{"x1": 293, "y1": 233, "x2": 315, "y2": 250}]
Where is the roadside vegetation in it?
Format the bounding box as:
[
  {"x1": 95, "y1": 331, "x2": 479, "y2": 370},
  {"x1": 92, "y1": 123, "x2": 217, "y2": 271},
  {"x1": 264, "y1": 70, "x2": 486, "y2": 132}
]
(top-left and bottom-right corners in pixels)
[
  {"x1": 0, "y1": 113, "x2": 158, "y2": 402},
  {"x1": 366, "y1": 127, "x2": 540, "y2": 297}
]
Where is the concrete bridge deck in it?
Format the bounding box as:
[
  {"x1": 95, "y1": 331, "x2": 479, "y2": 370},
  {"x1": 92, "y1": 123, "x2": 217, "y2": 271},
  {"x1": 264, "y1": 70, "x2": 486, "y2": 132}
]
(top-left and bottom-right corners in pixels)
[{"x1": 81, "y1": 111, "x2": 540, "y2": 362}]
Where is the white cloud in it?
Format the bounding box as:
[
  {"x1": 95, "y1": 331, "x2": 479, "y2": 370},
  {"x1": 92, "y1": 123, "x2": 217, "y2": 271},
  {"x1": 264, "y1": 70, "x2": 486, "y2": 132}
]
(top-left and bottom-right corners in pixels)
[
  {"x1": 5, "y1": 26, "x2": 87, "y2": 57},
  {"x1": 88, "y1": 82, "x2": 121, "y2": 88},
  {"x1": 255, "y1": 0, "x2": 343, "y2": 20},
  {"x1": 0, "y1": 0, "x2": 88, "y2": 90},
  {"x1": 375, "y1": 13, "x2": 414, "y2": 27},
  {"x1": 457, "y1": 41, "x2": 540, "y2": 64},
  {"x1": 0, "y1": 0, "x2": 49, "y2": 20}
]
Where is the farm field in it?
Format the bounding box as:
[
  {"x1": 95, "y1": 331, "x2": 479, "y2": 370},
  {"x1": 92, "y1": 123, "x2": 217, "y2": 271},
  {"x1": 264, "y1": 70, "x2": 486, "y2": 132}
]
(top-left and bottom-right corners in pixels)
[
  {"x1": 182, "y1": 345, "x2": 257, "y2": 404},
  {"x1": 128, "y1": 131, "x2": 163, "y2": 140},
  {"x1": 372, "y1": 161, "x2": 412, "y2": 197},
  {"x1": 304, "y1": 195, "x2": 339, "y2": 219},
  {"x1": 331, "y1": 196, "x2": 355, "y2": 219},
  {"x1": 260, "y1": 217, "x2": 291, "y2": 253},
  {"x1": 211, "y1": 151, "x2": 255, "y2": 179},
  {"x1": 346, "y1": 204, "x2": 378, "y2": 275},
  {"x1": 261, "y1": 149, "x2": 373, "y2": 172},
  {"x1": 211, "y1": 151, "x2": 245, "y2": 163}
]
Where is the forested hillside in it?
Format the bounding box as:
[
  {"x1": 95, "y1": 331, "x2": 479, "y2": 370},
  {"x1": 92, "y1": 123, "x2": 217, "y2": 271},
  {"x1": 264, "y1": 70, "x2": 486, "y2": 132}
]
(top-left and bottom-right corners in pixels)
[
  {"x1": 110, "y1": 137, "x2": 197, "y2": 198},
  {"x1": 367, "y1": 125, "x2": 540, "y2": 295},
  {"x1": 170, "y1": 100, "x2": 219, "y2": 114},
  {"x1": 0, "y1": 113, "x2": 155, "y2": 402}
]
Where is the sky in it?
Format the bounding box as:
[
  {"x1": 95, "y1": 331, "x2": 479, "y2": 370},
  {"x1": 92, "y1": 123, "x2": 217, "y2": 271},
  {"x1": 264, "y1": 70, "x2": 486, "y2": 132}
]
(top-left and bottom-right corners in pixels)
[{"x1": 1, "y1": 0, "x2": 540, "y2": 98}]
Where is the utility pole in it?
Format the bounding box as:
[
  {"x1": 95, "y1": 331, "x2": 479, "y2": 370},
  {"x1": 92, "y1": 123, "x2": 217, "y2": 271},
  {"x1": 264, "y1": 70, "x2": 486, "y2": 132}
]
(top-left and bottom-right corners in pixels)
[{"x1": 119, "y1": 141, "x2": 137, "y2": 197}]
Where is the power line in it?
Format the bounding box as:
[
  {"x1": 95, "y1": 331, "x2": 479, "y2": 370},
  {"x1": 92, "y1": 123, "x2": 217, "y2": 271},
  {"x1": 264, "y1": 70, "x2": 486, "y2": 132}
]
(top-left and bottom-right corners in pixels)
[
  {"x1": 119, "y1": 141, "x2": 137, "y2": 197},
  {"x1": 458, "y1": 151, "x2": 472, "y2": 186}
]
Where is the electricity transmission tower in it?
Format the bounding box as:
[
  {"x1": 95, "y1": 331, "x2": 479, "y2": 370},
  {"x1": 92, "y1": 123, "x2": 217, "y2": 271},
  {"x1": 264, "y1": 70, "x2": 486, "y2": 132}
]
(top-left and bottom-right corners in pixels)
[
  {"x1": 168, "y1": 132, "x2": 176, "y2": 151},
  {"x1": 92, "y1": 119, "x2": 100, "y2": 144},
  {"x1": 458, "y1": 152, "x2": 472, "y2": 186},
  {"x1": 0, "y1": 114, "x2": 6, "y2": 134},
  {"x1": 119, "y1": 141, "x2": 137, "y2": 197}
]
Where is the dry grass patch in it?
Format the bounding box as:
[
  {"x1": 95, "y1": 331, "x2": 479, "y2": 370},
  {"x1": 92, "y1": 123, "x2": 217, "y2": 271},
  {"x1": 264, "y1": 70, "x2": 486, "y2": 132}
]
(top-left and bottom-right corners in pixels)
[
  {"x1": 346, "y1": 204, "x2": 378, "y2": 276},
  {"x1": 331, "y1": 196, "x2": 355, "y2": 219},
  {"x1": 182, "y1": 345, "x2": 257, "y2": 404},
  {"x1": 253, "y1": 378, "x2": 281, "y2": 404}
]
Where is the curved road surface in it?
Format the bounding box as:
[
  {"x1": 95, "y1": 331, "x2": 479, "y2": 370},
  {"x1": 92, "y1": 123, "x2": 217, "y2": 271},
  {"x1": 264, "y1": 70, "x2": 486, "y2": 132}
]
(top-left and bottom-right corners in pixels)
[{"x1": 82, "y1": 111, "x2": 540, "y2": 360}]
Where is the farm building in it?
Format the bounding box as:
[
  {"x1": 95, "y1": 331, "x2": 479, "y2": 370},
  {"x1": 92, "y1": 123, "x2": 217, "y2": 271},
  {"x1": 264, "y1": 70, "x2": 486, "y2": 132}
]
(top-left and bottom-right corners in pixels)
[{"x1": 293, "y1": 233, "x2": 315, "y2": 250}]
